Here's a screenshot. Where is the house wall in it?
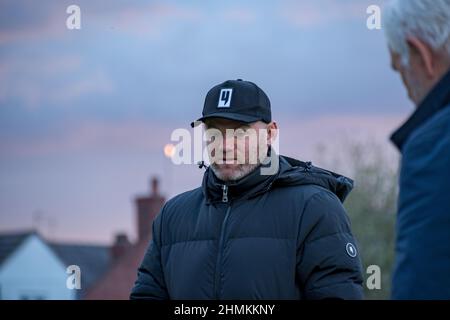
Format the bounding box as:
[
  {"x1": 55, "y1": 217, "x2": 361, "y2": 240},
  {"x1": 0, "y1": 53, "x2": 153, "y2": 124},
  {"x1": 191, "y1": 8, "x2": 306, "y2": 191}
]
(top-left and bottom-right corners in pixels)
[{"x1": 0, "y1": 235, "x2": 75, "y2": 300}]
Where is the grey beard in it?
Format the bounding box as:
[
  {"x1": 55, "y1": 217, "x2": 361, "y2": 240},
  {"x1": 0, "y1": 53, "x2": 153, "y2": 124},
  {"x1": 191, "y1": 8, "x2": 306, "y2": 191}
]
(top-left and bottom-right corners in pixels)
[{"x1": 210, "y1": 162, "x2": 261, "y2": 182}]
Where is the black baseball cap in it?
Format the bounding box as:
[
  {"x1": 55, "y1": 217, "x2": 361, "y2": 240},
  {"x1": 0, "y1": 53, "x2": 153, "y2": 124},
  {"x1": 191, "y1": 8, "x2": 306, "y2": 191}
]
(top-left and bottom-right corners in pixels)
[{"x1": 190, "y1": 79, "x2": 272, "y2": 128}]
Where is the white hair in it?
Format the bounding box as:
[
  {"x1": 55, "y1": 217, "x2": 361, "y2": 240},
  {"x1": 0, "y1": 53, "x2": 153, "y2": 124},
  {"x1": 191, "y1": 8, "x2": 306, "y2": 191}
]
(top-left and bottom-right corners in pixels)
[{"x1": 383, "y1": 0, "x2": 450, "y2": 65}]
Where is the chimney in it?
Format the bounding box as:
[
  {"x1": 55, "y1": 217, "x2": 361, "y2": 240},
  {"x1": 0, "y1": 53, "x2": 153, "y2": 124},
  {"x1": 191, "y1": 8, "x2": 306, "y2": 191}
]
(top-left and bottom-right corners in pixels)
[
  {"x1": 151, "y1": 177, "x2": 159, "y2": 196},
  {"x1": 135, "y1": 176, "x2": 165, "y2": 243},
  {"x1": 111, "y1": 233, "x2": 131, "y2": 261}
]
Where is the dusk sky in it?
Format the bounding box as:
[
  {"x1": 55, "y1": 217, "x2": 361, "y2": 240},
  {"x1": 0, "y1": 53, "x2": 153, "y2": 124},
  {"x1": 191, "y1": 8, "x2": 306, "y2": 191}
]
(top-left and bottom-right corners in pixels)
[{"x1": 0, "y1": 0, "x2": 412, "y2": 244}]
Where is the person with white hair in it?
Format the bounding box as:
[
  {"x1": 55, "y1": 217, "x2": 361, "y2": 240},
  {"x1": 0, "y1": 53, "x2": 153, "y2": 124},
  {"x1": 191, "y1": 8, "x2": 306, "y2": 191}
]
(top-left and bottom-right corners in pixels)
[{"x1": 384, "y1": 0, "x2": 450, "y2": 299}]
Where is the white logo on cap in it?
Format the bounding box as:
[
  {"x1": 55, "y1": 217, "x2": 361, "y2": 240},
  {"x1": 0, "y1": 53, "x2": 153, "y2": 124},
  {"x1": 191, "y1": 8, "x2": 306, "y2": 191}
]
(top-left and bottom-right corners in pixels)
[
  {"x1": 218, "y1": 88, "x2": 232, "y2": 108},
  {"x1": 346, "y1": 243, "x2": 357, "y2": 257}
]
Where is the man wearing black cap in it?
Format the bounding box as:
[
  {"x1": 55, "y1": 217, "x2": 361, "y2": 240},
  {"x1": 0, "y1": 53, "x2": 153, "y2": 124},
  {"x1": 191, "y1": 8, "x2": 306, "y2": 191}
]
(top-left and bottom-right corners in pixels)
[
  {"x1": 131, "y1": 79, "x2": 364, "y2": 300},
  {"x1": 191, "y1": 79, "x2": 279, "y2": 181}
]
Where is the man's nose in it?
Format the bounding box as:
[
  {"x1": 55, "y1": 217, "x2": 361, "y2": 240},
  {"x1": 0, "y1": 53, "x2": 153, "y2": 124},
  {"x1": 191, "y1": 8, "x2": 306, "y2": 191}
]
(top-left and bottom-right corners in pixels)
[{"x1": 222, "y1": 134, "x2": 235, "y2": 149}]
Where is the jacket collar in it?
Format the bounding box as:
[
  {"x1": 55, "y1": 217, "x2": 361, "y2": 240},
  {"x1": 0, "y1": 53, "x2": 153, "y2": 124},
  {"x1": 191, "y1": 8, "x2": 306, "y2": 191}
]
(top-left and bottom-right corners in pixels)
[
  {"x1": 201, "y1": 148, "x2": 354, "y2": 204},
  {"x1": 391, "y1": 68, "x2": 450, "y2": 151},
  {"x1": 202, "y1": 147, "x2": 280, "y2": 204}
]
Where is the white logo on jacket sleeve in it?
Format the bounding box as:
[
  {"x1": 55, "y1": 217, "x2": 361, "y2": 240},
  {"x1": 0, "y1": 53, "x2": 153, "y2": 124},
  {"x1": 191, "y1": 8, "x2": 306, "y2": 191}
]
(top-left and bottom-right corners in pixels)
[
  {"x1": 218, "y1": 88, "x2": 232, "y2": 108},
  {"x1": 346, "y1": 243, "x2": 357, "y2": 257}
]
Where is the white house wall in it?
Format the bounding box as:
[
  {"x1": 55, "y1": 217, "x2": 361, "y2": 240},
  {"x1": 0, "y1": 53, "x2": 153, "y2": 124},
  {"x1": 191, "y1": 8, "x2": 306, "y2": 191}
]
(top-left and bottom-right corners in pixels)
[{"x1": 0, "y1": 235, "x2": 76, "y2": 300}]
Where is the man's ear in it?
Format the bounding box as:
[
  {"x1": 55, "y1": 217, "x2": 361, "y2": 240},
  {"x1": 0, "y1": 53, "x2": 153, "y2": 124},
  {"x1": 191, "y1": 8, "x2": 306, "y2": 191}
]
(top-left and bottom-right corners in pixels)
[
  {"x1": 407, "y1": 36, "x2": 435, "y2": 78},
  {"x1": 267, "y1": 121, "x2": 278, "y2": 144}
]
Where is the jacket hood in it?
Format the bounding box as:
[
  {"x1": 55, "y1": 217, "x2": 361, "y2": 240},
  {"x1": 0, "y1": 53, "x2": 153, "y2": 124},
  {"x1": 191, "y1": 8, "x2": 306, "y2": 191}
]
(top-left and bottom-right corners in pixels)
[
  {"x1": 202, "y1": 152, "x2": 354, "y2": 204},
  {"x1": 274, "y1": 155, "x2": 354, "y2": 201}
]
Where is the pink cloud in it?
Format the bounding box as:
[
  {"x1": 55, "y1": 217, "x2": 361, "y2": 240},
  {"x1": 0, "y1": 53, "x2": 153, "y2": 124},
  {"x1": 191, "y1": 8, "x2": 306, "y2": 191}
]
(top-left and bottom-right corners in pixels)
[
  {"x1": 0, "y1": 119, "x2": 179, "y2": 157},
  {"x1": 50, "y1": 70, "x2": 114, "y2": 103},
  {"x1": 0, "y1": 2, "x2": 203, "y2": 44},
  {"x1": 0, "y1": 55, "x2": 114, "y2": 110},
  {"x1": 92, "y1": 3, "x2": 203, "y2": 38},
  {"x1": 274, "y1": 113, "x2": 405, "y2": 174},
  {"x1": 281, "y1": 1, "x2": 370, "y2": 28},
  {"x1": 0, "y1": 3, "x2": 66, "y2": 45}
]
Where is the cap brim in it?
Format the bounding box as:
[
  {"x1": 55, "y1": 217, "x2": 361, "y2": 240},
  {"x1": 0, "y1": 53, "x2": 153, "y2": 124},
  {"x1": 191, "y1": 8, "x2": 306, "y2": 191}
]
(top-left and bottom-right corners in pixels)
[{"x1": 190, "y1": 112, "x2": 262, "y2": 128}]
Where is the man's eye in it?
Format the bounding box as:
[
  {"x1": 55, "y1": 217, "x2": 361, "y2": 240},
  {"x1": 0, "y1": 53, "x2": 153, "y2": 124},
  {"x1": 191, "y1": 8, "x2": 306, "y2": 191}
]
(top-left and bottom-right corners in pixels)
[{"x1": 235, "y1": 128, "x2": 248, "y2": 136}]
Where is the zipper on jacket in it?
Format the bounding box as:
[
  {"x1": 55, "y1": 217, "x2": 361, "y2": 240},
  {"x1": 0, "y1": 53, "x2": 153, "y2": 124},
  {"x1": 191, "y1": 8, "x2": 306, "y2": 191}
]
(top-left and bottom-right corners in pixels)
[
  {"x1": 304, "y1": 161, "x2": 313, "y2": 172},
  {"x1": 214, "y1": 184, "x2": 231, "y2": 299},
  {"x1": 221, "y1": 184, "x2": 228, "y2": 202}
]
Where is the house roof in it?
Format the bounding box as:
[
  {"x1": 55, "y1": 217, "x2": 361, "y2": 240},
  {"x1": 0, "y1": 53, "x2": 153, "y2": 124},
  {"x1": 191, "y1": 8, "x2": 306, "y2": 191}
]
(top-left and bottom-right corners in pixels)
[
  {"x1": 49, "y1": 243, "x2": 111, "y2": 298},
  {"x1": 0, "y1": 230, "x2": 35, "y2": 267},
  {"x1": 0, "y1": 230, "x2": 112, "y2": 299}
]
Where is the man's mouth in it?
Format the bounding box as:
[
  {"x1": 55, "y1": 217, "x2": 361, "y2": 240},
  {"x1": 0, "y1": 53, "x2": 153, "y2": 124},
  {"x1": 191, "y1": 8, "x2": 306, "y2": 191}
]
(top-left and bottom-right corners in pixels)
[{"x1": 215, "y1": 159, "x2": 238, "y2": 166}]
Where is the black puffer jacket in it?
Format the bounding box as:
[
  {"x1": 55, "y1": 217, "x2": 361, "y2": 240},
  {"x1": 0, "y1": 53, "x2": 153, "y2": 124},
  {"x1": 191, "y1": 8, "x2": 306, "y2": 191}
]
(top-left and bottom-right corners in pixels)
[{"x1": 131, "y1": 154, "x2": 364, "y2": 299}]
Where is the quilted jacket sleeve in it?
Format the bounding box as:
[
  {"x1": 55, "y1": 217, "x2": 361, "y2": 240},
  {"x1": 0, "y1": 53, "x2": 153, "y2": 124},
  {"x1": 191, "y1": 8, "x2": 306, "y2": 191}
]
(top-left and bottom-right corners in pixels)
[{"x1": 296, "y1": 190, "x2": 364, "y2": 300}]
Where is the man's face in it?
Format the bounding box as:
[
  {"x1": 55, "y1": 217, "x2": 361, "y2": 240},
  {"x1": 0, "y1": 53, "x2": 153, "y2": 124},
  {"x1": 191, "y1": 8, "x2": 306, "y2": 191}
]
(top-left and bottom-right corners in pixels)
[
  {"x1": 390, "y1": 49, "x2": 426, "y2": 106},
  {"x1": 203, "y1": 118, "x2": 272, "y2": 182},
  {"x1": 388, "y1": 36, "x2": 450, "y2": 107}
]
